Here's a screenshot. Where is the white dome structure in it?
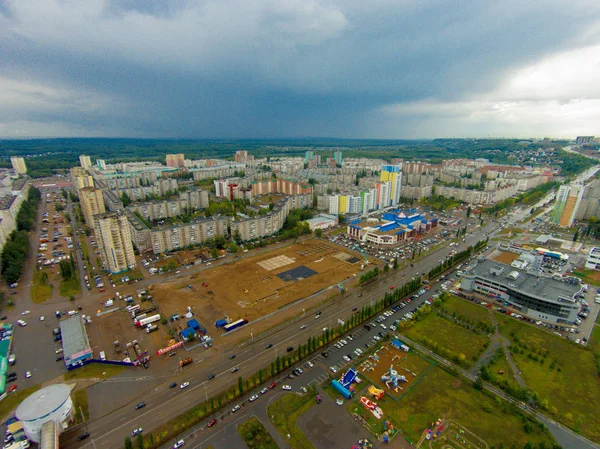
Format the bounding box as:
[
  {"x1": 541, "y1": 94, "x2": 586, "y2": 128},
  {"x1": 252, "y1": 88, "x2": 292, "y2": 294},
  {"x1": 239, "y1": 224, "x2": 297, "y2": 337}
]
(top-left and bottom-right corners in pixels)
[{"x1": 16, "y1": 384, "x2": 73, "y2": 443}]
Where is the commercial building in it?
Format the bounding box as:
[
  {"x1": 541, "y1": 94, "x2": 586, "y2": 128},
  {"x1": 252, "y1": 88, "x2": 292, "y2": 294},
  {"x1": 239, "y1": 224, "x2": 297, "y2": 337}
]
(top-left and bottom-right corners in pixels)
[
  {"x1": 551, "y1": 184, "x2": 584, "y2": 227},
  {"x1": 79, "y1": 155, "x2": 92, "y2": 170},
  {"x1": 347, "y1": 210, "x2": 438, "y2": 246},
  {"x1": 304, "y1": 214, "x2": 338, "y2": 231},
  {"x1": 10, "y1": 157, "x2": 27, "y2": 174},
  {"x1": 59, "y1": 314, "x2": 93, "y2": 368},
  {"x1": 16, "y1": 384, "x2": 73, "y2": 443},
  {"x1": 461, "y1": 260, "x2": 582, "y2": 325},
  {"x1": 93, "y1": 211, "x2": 136, "y2": 273},
  {"x1": 585, "y1": 247, "x2": 600, "y2": 270},
  {"x1": 78, "y1": 187, "x2": 105, "y2": 226},
  {"x1": 166, "y1": 153, "x2": 185, "y2": 168}
]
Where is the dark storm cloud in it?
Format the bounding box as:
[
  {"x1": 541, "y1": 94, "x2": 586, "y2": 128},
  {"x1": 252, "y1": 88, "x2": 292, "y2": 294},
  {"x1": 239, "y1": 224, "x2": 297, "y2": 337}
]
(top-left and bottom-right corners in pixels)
[{"x1": 1, "y1": 0, "x2": 599, "y2": 138}]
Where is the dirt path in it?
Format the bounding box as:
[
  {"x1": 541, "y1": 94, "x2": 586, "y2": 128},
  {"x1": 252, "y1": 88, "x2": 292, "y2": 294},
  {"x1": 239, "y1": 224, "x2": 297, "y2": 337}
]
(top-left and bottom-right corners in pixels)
[{"x1": 488, "y1": 309, "x2": 526, "y2": 388}]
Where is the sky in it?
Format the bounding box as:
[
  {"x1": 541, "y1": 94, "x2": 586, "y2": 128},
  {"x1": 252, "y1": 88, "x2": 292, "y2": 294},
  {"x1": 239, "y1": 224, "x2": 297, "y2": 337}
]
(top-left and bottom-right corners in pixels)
[{"x1": 1, "y1": 0, "x2": 600, "y2": 139}]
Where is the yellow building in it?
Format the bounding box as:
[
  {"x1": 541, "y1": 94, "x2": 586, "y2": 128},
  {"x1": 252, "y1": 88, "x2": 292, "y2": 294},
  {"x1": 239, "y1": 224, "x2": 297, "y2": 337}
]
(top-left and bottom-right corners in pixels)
[
  {"x1": 79, "y1": 187, "x2": 105, "y2": 227},
  {"x1": 93, "y1": 211, "x2": 136, "y2": 273},
  {"x1": 10, "y1": 157, "x2": 26, "y2": 174}
]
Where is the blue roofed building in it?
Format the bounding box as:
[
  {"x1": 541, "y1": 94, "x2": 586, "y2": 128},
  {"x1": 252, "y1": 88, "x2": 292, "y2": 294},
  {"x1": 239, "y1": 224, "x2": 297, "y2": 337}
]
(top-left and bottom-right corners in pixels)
[{"x1": 346, "y1": 209, "x2": 438, "y2": 245}]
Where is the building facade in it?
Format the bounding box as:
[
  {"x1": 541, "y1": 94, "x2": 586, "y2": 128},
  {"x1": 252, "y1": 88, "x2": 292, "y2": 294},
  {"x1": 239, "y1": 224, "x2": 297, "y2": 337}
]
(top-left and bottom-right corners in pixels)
[
  {"x1": 10, "y1": 157, "x2": 26, "y2": 174},
  {"x1": 585, "y1": 247, "x2": 600, "y2": 270},
  {"x1": 166, "y1": 153, "x2": 185, "y2": 168},
  {"x1": 79, "y1": 155, "x2": 92, "y2": 170},
  {"x1": 93, "y1": 211, "x2": 136, "y2": 273},
  {"x1": 551, "y1": 184, "x2": 584, "y2": 227},
  {"x1": 79, "y1": 187, "x2": 106, "y2": 227}
]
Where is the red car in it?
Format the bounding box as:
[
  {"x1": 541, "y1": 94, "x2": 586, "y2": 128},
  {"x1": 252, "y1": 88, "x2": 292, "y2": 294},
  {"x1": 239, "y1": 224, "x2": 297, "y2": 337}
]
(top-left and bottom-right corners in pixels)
[
  {"x1": 268, "y1": 381, "x2": 277, "y2": 389},
  {"x1": 7, "y1": 385, "x2": 17, "y2": 393},
  {"x1": 99, "y1": 288, "x2": 105, "y2": 292},
  {"x1": 207, "y1": 419, "x2": 217, "y2": 427},
  {"x1": 390, "y1": 286, "x2": 395, "y2": 290}
]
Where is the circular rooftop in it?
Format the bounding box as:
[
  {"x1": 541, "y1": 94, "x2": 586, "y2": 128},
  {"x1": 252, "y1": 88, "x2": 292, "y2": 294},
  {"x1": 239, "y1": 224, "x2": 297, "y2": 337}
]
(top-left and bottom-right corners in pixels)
[{"x1": 16, "y1": 384, "x2": 71, "y2": 422}]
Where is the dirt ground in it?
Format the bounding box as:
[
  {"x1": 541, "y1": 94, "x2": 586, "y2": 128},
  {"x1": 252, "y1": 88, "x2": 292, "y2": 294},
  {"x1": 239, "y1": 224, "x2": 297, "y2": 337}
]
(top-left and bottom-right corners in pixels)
[
  {"x1": 358, "y1": 344, "x2": 432, "y2": 400},
  {"x1": 152, "y1": 239, "x2": 367, "y2": 339},
  {"x1": 491, "y1": 250, "x2": 520, "y2": 265}
]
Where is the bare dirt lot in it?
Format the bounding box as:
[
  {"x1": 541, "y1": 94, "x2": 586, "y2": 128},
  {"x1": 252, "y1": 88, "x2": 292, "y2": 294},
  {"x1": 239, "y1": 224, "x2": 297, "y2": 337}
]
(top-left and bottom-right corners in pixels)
[
  {"x1": 152, "y1": 239, "x2": 368, "y2": 338},
  {"x1": 491, "y1": 250, "x2": 520, "y2": 265}
]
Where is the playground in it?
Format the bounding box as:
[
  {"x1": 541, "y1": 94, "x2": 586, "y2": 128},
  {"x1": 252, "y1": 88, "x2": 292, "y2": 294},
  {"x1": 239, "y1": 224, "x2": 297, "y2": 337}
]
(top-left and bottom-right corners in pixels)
[
  {"x1": 152, "y1": 239, "x2": 368, "y2": 339},
  {"x1": 357, "y1": 340, "x2": 432, "y2": 400}
]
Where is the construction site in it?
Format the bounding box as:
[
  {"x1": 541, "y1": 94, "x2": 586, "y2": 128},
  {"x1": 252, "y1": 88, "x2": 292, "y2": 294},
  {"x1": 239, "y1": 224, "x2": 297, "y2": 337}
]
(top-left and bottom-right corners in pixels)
[{"x1": 151, "y1": 239, "x2": 372, "y2": 341}]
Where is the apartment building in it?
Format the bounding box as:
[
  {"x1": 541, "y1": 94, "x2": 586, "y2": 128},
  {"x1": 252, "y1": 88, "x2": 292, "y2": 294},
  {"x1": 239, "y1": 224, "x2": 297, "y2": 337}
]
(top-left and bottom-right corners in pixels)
[
  {"x1": 93, "y1": 211, "x2": 136, "y2": 274},
  {"x1": 251, "y1": 179, "x2": 312, "y2": 196},
  {"x1": 79, "y1": 155, "x2": 92, "y2": 170},
  {"x1": 551, "y1": 184, "x2": 584, "y2": 227},
  {"x1": 10, "y1": 157, "x2": 27, "y2": 174},
  {"x1": 380, "y1": 165, "x2": 402, "y2": 207},
  {"x1": 150, "y1": 217, "x2": 228, "y2": 254},
  {"x1": 585, "y1": 247, "x2": 600, "y2": 270},
  {"x1": 70, "y1": 167, "x2": 94, "y2": 190},
  {"x1": 127, "y1": 190, "x2": 209, "y2": 221},
  {"x1": 79, "y1": 187, "x2": 106, "y2": 226},
  {"x1": 166, "y1": 154, "x2": 185, "y2": 168}
]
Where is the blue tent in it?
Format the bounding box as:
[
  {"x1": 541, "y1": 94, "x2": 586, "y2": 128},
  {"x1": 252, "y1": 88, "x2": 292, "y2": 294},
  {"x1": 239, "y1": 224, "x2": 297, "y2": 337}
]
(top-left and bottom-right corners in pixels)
[
  {"x1": 180, "y1": 328, "x2": 195, "y2": 339},
  {"x1": 187, "y1": 319, "x2": 201, "y2": 330}
]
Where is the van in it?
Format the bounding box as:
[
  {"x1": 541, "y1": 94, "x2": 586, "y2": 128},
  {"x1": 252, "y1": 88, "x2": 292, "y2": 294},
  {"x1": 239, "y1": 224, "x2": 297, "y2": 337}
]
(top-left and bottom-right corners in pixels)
[{"x1": 99, "y1": 351, "x2": 106, "y2": 361}]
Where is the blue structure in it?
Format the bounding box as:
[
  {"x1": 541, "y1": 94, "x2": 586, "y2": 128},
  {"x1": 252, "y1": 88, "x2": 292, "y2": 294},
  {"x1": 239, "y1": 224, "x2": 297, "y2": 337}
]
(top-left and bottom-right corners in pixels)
[
  {"x1": 187, "y1": 319, "x2": 201, "y2": 330},
  {"x1": 180, "y1": 328, "x2": 195, "y2": 339},
  {"x1": 331, "y1": 380, "x2": 352, "y2": 399},
  {"x1": 340, "y1": 368, "x2": 358, "y2": 389}
]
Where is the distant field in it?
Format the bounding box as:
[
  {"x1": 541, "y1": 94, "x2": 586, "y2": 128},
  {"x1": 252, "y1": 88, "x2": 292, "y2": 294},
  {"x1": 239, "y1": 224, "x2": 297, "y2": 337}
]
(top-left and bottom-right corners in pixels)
[
  {"x1": 376, "y1": 366, "x2": 556, "y2": 448},
  {"x1": 498, "y1": 318, "x2": 600, "y2": 441},
  {"x1": 573, "y1": 268, "x2": 600, "y2": 286}
]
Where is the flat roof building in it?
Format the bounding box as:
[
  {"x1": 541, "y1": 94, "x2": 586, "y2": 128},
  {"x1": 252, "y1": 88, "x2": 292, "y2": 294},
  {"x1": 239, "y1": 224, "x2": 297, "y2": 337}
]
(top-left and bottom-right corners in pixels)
[
  {"x1": 585, "y1": 247, "x2": 600, "y2": 271},
  {"x1": 461, "y1": 259, "x2": 582, "y2": 325},
  {"x1": 59, "y1": 314, "x2": 92, "y2": 368}
]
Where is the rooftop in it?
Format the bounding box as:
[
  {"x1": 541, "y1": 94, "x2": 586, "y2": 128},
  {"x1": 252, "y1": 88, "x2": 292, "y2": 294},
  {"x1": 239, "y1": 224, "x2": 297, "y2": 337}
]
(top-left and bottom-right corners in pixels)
[
  {"x1": 470, "y1": 259, "x2": 581, "y2": 305},
  {"x1": 16, "y1": 384, "x2": 71, "y2": 421},
  {"x1": 59, "y1": 314, "x2": 91, "y2": 360},
  {"x1": 0, "y1": 195, "x2": 17, "y2": 211}
]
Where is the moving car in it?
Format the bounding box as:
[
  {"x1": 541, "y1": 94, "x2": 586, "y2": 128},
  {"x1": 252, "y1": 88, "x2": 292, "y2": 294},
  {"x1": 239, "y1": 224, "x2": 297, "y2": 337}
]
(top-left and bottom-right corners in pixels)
[
  {"x1": 169, "y1": 382, "x2": 177, "y2": 389},
  {"x1": 230, "y1": 367, "x2": 239, "y2": 373},
  {"x1": 180, "y1": 382, "x2": 190, "y2": 389},
  {"x1": 77, "y1": 432, "x2": 90, "y2": 441},
  {"x1": 173, "y1": 440, "x2": 185, "y2": 448},
  {"x1": 231, "y1": 405, "x2": 241, "y2": 413},
  {"x1": 25, "y1": 371, "x2": 31, "y2": 378},
  {"x1": 260, "y1": 387, "x2": 268, "y2": 394},
  {"x1": 134, "y1": 402, "x2": 146, "y2": 410},
  {"x1": 249, "y1": 394, "x2": 259, "y2": 402},
  {"x1": 208, "y1": 374, "x2": 216, "y2": 380},
  {"x1": 131, "y1": 428, "x2": 143, "y2": 436}
]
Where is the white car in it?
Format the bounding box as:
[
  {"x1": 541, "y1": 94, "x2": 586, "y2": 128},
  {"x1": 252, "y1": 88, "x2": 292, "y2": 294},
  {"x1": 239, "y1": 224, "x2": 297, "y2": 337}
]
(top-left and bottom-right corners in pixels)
[
  {"x1": 17, "y1": 320, "x2": 26, "y2": 327},
  {"x1": 380, "y1": 324, "x2": 387, "y2": 329},
  {"x1": 25, "y1": 371, "x2": 31, "y2": 378},
  {"x1": 173, "y1": 440, "x2": 185, "y2": 448},
  {"x1": 131, "y1": 428, "x2": 143, "y2": 436},
  {"x1": 300, "y1": 325, "x2": 306, "y2": 330},
  {"x1": 282, "y1": 385, "x2": 292, "y2": 391},
  {"x1": 55, "y1": 348, "x2": 63, "y2": 354},
  {"x1": 306, "y1": 361, "x2": 314, "y2": 368},
  {"x1": 343, "y1": 355, "x2": 351, "y2": 362},
  {"x1": 231, "y1": 405, "x2": 241, "y2": 413},
  {"x1": 39, "y1": 316, "x2": 45, "y2": 321},
  {"x1": 329, "y1": 366, "x2": 337, "y2": 373},
  {"x1": 260, "y1": 388, "x2": 268, "y2": 394},
  {"x1": 249, "y1": 394, "x2": 259, "y2": 402},
  {"x1": 340, "y1": 339, "x2": 347, "y2": 345},
  {"x1": 373, "y1": 335, "x2": 381, "y2": 341},
  {"x1": 180, "y1": 382, "x2": 189, "y2": 389},
  {"x1": 21, "y1": 311, "x2": 30, "y2": 316}
]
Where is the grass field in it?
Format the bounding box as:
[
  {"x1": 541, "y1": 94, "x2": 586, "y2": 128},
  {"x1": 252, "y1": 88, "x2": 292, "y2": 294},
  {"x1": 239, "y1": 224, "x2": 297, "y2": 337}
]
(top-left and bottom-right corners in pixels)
[
  {"x1": 59, "y1": 277, "x2": 81, "y2": 298},
  {"x1": 31, "y1": 269, "x2": 53, "y2": 303},
  {"x1": 72, "y1": 389, "x2": 89, "y2": 423},
  {"x1": 63, "y1": 363, "x2": 126, "y2": 381},
  {"x1": 379, "y1": 366, "x2": 556, "y2": 448},
  {"x1": 439, "y1": 295, "x2": 492, "y2": 324},
  {"x1": 238, "y1": 417, "x2": 280, "y2": 449},
  {"x1": 497, "y1": 227, "x2": 525, "y2": 235},
  {"x1": 403, "y1": 313, "x2": 490, "y2": 366},
  {"x1": 572, "y1": 268, "x2": 600, "y2": 286},
  {"x1": 498, "y1": 318, "x2": 600, "y2": 441},
  {"x1": 267, "y1": 392, "x2": 316, "y2": 449},
  {"x1": 0, "y1": 384, "x2": 41, "y2": 420}
]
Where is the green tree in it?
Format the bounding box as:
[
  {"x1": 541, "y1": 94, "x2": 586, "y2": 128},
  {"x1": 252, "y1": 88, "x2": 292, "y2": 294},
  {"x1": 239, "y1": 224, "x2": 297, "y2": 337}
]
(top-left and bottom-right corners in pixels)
[
  {"x1": 315, "y1": 228, "x2": 323, "y2": 238},
  {"x1": 573, "y1": 229, "x2": 579, "y2": 242},
  {"x1": 238, "y1": 376, "x2": 244, "y2": 395},
  {"x1": 136, "y1": 433, "x2": 144, "y2": 449},
  {"x1": 124, "y1": 437, "x2": 133, "y2": 449},
  {"x1": 466, "y1": 206, "x2": 471, "y2": 217}
]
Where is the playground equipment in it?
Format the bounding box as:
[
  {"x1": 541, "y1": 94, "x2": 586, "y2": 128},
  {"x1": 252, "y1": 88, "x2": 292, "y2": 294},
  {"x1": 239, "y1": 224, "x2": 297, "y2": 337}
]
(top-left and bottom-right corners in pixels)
[
  {"x1": 340, "y1": 368, "x2": 358, "y2": 389},
  {"x1": 381, "y1": 364, "x2": 406, "y2": 391},
  {"x1": 367, "y1": 385, "x2": 385, "y2": 400},
  {"x1": 360, "y1": 396, "x2": 383, "y2": 419}
]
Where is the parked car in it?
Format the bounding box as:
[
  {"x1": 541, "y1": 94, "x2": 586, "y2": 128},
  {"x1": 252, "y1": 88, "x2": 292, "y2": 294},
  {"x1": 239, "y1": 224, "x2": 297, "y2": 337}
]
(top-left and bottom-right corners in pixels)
[
  {"x1": 173, "y1": 440, "x2": 185, "y2": 448},
  {"x1": 134, "y1": 402, "x2": 146, "y2": 410},
  {"x1": 207, "y1": 419, "x2": 217, "y2": 427}
]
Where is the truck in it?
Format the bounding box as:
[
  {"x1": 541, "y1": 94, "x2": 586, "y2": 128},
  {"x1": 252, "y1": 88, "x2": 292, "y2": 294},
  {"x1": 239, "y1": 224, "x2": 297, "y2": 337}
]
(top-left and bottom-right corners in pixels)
[
  {"x1": 215, "y1": 318, "x2": 228, "y2": 328},
  {"x1": 146, "y1": 324, "x2": 158, "y2": 334},
  {"x1": 104, "y1": 299, "x2": 113, "y2": 307},
  {"x1": 223, "y1": 318, "x2": 248, "y2": 332},
  {"x1": 135, "y1": 314, "x2": 161, "y2": 328},
  {"x1": 180, "y1": 357, "x2": 193, "y2": 368}
]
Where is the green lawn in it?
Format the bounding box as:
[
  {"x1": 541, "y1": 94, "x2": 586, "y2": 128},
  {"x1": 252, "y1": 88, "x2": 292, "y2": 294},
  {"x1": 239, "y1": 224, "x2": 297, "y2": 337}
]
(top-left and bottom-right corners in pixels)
[
  {"x1": 498, "y1": 318, "x2": 600, "y2": 441},
  {"x1": 31, "y1": 269, "x2": 53, "y2": 303},
  {"x1": 379, "y1": 366, "x2": 556, "y2": 448},
  {"x1": 402, "y1": 313, "x2": 490, "y2": 367},
  {"x1": 238, "y1": 417, "x2": 280, "y2": 449},
  {"x1": 59, "y1": 277, "x2": 81, "y2": 298},
  {"x1": 572, "y1": 268, "x2": 600, "y2": 286},
  {"x1": 439, "y1": 295, "x2": 492, "y2": 324},
  {"x1": 267, "y1": 391, "x2": 316, "y2": 449},
  {"x1": 64, "y1": 363, "x2": 126, "y2": 381},
  {"x1": 72, "y1": 389, "x2": 89, "y2": 423},
  {"x1": 0, "y1": 384, "x2": 41, "y2": 420}
]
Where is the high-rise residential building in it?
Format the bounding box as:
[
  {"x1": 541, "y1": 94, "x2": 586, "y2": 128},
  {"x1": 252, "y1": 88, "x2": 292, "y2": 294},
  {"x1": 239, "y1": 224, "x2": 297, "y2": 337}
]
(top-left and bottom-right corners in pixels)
[
  {"x1": 380, "y1": 165, "x2": 402, "y2": 207},
  {"x1": 166, "y1": 153, "x2": 185, "y2": 168},
  {"x1": 97, "y1": 159, "x2": 107, "y2": 170},
  {"x1": 79, "y1": 155, "x2": 92, "y2": 170},
  {"x1": 575, "y1": 136, "x2": 595, "y2": 145},
  {"x1": 93, "y1": 211, "x2": 136, "y2": 273},
  {"x1": 79, "y1": 187, "x2": 106, "y2": 227},
  {"x1": 329, "y1": 195, "x2": 340, "y2": 215},
  {"x1": 234, "y1": 150, "x2": 254, "y2": 162},
  {"x1": 10, "y1": 157, "x2": 27, "y2": 174},
  {"x1": 333, "y1": 151, "x2": 343, "y2": 166},
  {"x1": 71, "y1": 167, "x2": 95, "y2": 190},
  {"x1": 305, "y1": 151, "x2": 315, "y2": 163},
  {"x1": 552, "y1": 185, "x2": 584, "y2": 227}
]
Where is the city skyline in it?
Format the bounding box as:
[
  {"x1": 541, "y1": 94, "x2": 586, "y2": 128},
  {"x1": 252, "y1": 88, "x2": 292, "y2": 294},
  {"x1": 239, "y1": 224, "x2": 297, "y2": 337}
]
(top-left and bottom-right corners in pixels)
[{"x1": 1, "y1": 1, "x2": 600, "y2": 139}]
